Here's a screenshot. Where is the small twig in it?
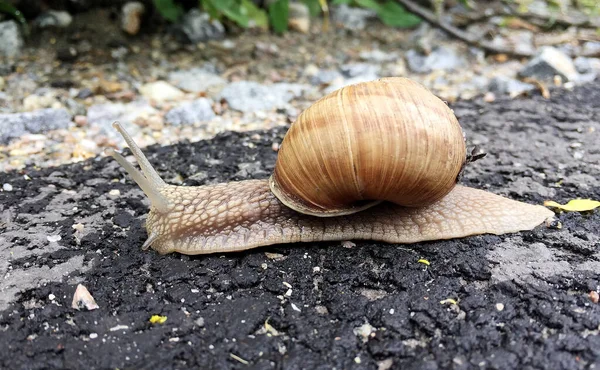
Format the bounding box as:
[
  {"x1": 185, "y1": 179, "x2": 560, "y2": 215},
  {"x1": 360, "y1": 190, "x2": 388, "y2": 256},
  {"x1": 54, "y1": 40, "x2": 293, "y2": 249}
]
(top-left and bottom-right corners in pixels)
[
  {"x1": 318, "y1": 0, "x2": 329, "y2": 32},
  {"x1": 395, "y1": 0, "x2": 534, "y2": 57}
]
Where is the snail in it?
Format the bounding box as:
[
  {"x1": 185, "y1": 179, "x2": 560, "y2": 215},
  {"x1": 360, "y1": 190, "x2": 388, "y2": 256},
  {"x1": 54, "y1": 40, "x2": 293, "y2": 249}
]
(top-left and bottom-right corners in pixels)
[{"x1": 106, "y1": 77, "x2": 553, "y2": 255}]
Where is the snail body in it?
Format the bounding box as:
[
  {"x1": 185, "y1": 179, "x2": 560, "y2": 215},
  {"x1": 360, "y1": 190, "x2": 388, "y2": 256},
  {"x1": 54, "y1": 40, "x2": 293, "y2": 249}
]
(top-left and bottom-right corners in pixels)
[{"x1": 108, "y1": 78, "x2": 553, "y2": 255}]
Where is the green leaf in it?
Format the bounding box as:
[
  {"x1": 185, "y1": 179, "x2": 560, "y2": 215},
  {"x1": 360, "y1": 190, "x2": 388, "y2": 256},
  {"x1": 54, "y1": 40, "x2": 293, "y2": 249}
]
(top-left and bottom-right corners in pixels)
[
  {"x1": 200, "y1": 0, "x2": 221, "y2": 20},
  {"x1": 153, "y1": 0, "x2": 184, "y2": 22},
  {"x1": 353, "y1": 0, "x2": 382, "y2": 11},
  {"x1": 206, "y1": 0, "x2": 236, "y2": 12},
  {"x1": 241, "y1": 0, "x2": 268, "y2": 29},
  {"x1": 332, "y1": 0, "x2": 353, "y2": 5},
  {"x1": 377, "y1": 1, "x2": 421, "y2": 28},
  {"x1": 302, "y1": 0, "x2": 322, "y2": 17},
  {"x1": 269, "y1": 0, "x2": 289, "y2": 34},
  {"x1": 219, "y1": 1, "x2": 250, "y2": 28}
]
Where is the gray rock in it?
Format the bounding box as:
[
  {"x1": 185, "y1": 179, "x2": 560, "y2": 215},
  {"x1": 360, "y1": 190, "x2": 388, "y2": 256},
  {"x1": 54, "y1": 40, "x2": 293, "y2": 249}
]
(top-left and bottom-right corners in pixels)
[
  {"x1": 220, "y1": 81, "x2": 308, "y2": 113},
  {"x1": 165, "y1": 98, "x2": 215, "y2": 126},
  {"x1": 323, "y1": 75, "x2": 380, "y2": 94},
  {"x1": 582, "y1": 41, "x2": 600, "y2": 56},
  {"x1": 332, "y1": 4, "x2": 377, "y2": 31},
  {"x1": 35, "y1": 10, "x2": 72, "y2": 28},
  {"x1": 0, "y1": 108, "x2": 71, "y2": 144},
  {"x1": 573, "y1": 57, "x2": 600, "y2": 84},
  {"x1": 168, "y1": 67, "x2": 226, "y2": 93},
  {"x1": 311, "y1": 69, "x2": 343, "y2": 85},
  {"x1": 519, "y1": 47, "x2": 578, "y2": 82},
  {"x1": 0, "y1": 21, "x2": 24, "y2": 58},
  {"x1": 488, "y1": 76, "x2": 535, "y2": 96},
  {"x1": 64, "y1": 98, "x2": 87, "y2": 117},
  {"x1": 405, "y1": 46, "x2": 466, "y2": 74},
  {"x1": 359, "y1": 49, "x2": 399, "y2": 63},
  {"x1": 574, "y1": 57, "x2": 594, "y2": 74},
  {"x1": 490, "y1": 30, "x2": 535, "y2": 57},
  {"x1": 340, "y1": 63, "x2": 380, "y2": 78},
  {"x1": 180, "y1": 9, "x2": 225, "y2": 43},
  {"x1": 87, "y1": 100, "x2": 156, "y2": 136}
]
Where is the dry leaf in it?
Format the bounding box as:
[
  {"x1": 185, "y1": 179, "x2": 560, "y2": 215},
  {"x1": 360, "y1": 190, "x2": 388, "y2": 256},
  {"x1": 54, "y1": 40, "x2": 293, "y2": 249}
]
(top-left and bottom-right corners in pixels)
[{"x1": 544, "y1": 199, "x2": 600, "y2": 212}]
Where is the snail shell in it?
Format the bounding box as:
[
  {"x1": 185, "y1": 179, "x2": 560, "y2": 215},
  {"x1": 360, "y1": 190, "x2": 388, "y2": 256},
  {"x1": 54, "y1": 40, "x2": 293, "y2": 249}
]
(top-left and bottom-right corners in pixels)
[{"x1": 270, "y1": 77, "x2": 466, "y2": 217}]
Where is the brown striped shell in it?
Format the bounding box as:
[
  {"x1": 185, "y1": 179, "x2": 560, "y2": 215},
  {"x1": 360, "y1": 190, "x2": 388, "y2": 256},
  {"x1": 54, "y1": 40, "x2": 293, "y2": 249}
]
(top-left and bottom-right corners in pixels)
[{"x1": 269, "y1": 77, "x2": 467, "y2": 217}]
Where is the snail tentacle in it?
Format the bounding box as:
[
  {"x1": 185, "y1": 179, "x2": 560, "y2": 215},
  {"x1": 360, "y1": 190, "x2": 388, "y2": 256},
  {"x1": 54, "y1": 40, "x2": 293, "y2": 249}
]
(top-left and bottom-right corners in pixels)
[{"x1": 107, "y1": 122, "x2": 170, "y2": 214}]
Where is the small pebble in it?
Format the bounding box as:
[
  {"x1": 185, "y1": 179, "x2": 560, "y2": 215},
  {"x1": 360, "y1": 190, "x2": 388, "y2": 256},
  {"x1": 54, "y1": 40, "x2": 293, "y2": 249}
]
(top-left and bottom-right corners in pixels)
[
  {"x1": 109, "y1": 189, "x2": 121, "y2": 197},
  {"x1": 47, "y1": 235, "x2": 62, "y2": 243},
  {"x1": 483, "y1": 92, "x2": 496, "y2": 103},
  {"x1": 74, "y1": 115, "x2": 87, "y2": 126},
  {"x1": 48, "y1": 294, "x2": 56, "y2": 301},
  {"x1": 590, "y1": 291, "x2": 599, "y2": 304},
  {"x1": 342, "y1": 240, "x2": 356, "y2": 248},
  {"x1": 3, "y1": 183, "x2": 13, "y2": 191},
  {"x1": 496, "y1": 303, "x2": 505, "y2": 311},
  {"x1": 72, "y1": 284, "x2": 100, "y2": 311},
  {"x1": 89, "y1": 333, "x2": 98, "y2": 339}
]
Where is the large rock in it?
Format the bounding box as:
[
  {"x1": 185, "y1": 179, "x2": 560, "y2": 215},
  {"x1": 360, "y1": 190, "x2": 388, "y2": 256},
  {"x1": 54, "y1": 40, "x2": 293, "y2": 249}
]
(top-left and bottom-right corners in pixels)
[
  {"x1": 121, "y1": 2, "x2": 145, "y2": 35},
  {"x1": 519, "y1": 47, "x2": 579, "y2": 82},
  {"x1": 164, "y1": 98, "x2": 215, "y2": 126},
  {"x1": 87, "y1": 100, "x2": 157, "y2": 136},
  {"x1": 0, "y1": 108, "x2": 71, "y2": 144},
  {"x1": 0, "y1": 21, "x2": 24, "y2": 58},
  {"x1": 405, "y1": 46, "x2": 466, "y2": 74},
  {"x1": 220, "y1": 81, "x2": 308, "y2": 113},
  {"x1": 168, "y1": 67, "x2": 226, "y2": 93},
  {"x1": 35, "y1": 10, "x2": 73, "y2": 29},
  {"x1": 139, "y1": 81, "x2": 184, "y2": 102},
  {"x1": 488, "y1": 76, "x2": 535, "y2": 97},
  {"x1": 288, "y1": 2, "x2": 310, "y2": 33},
  {"x1": 179, "y1": 9, "x2": 225, "y2": 43}
]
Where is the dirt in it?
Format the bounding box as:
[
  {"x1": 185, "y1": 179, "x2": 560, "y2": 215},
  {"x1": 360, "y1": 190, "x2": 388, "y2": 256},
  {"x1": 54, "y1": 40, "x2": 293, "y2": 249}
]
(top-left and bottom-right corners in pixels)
[{"x1": 0, "y1": 82, "x2": 599, "y2": 369}]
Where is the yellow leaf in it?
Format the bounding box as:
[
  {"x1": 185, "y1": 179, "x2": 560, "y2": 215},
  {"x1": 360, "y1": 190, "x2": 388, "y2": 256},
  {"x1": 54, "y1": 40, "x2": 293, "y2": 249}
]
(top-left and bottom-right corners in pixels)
[
  {"x1": 440, "y1": 298, "x2": 458, "y2": 305},
  {"x1": 417, "y1": 259, "x2": 430, "y2": 266},
  {"x1": 149, "y1": 315, "x2": 167, "y2": 324},
  {"x1": 544, "y1": 199, "x2": 600, "y2": 212}
]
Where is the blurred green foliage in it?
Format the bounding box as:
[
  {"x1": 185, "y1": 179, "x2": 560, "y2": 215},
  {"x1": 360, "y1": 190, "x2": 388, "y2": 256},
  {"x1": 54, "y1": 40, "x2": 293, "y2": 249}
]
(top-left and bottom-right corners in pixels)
[
  {"x1": 199, "y1": 0, "x2": 325, "y2": 33},
  {"x1": 153, "y1": 0, "x2": 184, "y2": 22},
  {"x1": 0, "y1": 0, "x2": 29, "y2": 35},
  {"x1": 333, "y1": 0, "x2": 421, "y2": 28}
]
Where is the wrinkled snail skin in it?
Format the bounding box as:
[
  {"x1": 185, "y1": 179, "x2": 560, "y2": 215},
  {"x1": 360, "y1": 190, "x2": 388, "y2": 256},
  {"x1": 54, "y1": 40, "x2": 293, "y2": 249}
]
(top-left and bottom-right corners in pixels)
[
  {"x1": 140, "y1": 180, "x2": 552, "y2": 255},
  {"x1": 107, "y1": 77, "x2": 555, "y2": 255}
]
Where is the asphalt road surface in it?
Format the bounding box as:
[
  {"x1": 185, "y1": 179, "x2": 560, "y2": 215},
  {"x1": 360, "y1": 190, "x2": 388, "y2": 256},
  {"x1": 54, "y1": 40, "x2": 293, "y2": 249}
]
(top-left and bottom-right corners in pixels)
[{"x1": 0, "y1": 83, "x2": 599, "y2": 369}]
